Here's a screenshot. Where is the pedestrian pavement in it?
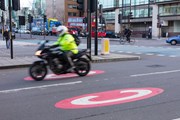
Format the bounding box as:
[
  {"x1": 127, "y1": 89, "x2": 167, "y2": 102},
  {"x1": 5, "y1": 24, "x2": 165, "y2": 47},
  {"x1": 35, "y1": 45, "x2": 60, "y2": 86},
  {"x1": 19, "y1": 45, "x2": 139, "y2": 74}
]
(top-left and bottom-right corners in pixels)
[{"x1": 0, "y1": 39, "x2": 141, "y2": 69}]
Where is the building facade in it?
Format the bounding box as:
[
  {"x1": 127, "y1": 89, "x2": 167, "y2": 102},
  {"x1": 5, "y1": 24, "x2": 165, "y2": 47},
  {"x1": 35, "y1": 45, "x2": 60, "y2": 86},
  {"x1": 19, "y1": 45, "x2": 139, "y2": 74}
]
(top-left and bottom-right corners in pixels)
[
  {"x1": 45, "y1": 0, "x2": 85, "y2": 25},
  {"x1": 45, "y1": 0, "x2": 65, "y2": 23},
  {"x1": 99, "y1": 0, "x2": 180, "y2": 37}
]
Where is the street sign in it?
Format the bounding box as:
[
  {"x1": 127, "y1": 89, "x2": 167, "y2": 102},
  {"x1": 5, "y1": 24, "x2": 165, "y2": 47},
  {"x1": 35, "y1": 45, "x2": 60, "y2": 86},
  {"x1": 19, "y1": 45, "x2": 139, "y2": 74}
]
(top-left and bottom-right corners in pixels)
[{"x1": 55, "y1": 88, "x2": 164, "y2": 109}]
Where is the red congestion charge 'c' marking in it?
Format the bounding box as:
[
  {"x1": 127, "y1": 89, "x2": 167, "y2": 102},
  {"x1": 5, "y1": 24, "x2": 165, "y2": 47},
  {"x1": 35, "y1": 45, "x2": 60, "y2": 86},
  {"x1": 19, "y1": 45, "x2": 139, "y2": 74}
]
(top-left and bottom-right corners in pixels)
[{"x1": 55, "y1": 88, "x2": 164, "y2": 109}]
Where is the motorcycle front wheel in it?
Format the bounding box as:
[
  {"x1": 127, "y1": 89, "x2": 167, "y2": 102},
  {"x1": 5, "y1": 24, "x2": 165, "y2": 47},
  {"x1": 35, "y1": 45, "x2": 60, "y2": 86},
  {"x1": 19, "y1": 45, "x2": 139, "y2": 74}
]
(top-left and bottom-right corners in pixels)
[
  {"x1": 29, "y1": 62, "x2": 47, "y2": 81},
  {"x1": 74, "y1": 58, "x2": 91, "y2": 77}
]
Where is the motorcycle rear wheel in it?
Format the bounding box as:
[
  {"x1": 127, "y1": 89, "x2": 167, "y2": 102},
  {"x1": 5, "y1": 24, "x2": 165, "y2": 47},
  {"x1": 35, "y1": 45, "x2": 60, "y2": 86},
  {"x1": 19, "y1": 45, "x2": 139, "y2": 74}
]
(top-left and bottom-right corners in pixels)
[
  {"x1": 29, "y1": 62, "x2": 47, "y2": 81},
  {"x1": 74, "y1": 58, "x2": 91, "y2": 76}
]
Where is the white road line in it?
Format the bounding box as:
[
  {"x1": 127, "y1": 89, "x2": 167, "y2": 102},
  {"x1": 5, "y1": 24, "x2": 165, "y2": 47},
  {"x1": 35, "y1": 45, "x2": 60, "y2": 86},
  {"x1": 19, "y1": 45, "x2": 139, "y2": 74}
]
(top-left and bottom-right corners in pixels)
[
  {"x1": 172, "y1": 118, "x2": 180, "y2": 120},
  {"x1": 130, "y1": 69, "x2": 180, "y2": 77},
  {"x1": 169, "y1": 55, "x2": 177, "y2": 58},
  {"x1": 126, "y1": 52, "x2": 133, "y2": 54},
  {"x1": 135, "y1": 52, "x2": 142, "y2": 54},
  {"x1": 157, "y1": 54, "x2": 165, "y2": 56},
  {"x1": 0, "y1": 81, "x2": 82, "y2": 94},
  {"x1": 117, "y1": 51, "x2": 123, "y2": 53},
  {"x1": 146, "y1": 53, "x2": 154, "y2": 56}
]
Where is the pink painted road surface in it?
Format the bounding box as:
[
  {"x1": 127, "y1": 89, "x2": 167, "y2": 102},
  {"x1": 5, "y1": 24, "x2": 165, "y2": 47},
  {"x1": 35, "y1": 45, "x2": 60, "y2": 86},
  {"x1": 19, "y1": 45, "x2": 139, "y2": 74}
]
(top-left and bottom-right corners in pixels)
[
  {"x1": 24, "y1": 70, "x2": 105, "y2": 81},
  {"x1": 55, "y1": 88, "x2": 164, "y2": 109}
]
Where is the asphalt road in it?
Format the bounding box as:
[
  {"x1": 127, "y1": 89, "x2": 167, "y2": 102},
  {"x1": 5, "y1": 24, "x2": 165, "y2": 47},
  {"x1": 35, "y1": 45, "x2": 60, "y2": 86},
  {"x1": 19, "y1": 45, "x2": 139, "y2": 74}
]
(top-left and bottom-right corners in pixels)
[
  {"x1": 0, "y1": 54, "x2": 180, "y2": 120},
  {"x1": 1, "y1": 34, "x2": 180, "y2": 120}
]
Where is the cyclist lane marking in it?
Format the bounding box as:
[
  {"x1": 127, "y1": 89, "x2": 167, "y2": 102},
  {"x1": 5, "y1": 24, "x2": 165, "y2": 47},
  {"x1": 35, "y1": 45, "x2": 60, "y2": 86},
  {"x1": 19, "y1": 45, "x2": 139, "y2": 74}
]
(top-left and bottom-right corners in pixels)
[{"x1": 55, "y1": 87, "x2": 164, "y2": 109}]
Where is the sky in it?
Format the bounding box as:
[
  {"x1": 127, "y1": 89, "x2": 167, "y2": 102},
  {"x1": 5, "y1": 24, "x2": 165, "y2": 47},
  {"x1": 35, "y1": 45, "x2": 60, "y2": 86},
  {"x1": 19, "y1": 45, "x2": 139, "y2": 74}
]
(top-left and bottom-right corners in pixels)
[{"x1": 20, "y1": 0, "x2": 33, "y2": 8}]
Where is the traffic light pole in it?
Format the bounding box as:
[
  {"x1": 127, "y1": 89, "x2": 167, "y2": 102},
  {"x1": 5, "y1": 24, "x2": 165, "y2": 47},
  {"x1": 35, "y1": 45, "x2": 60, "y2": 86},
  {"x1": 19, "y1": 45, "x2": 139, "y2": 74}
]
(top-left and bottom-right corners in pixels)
[
  {"x1": 94, "y1": 0, "x2": 98, "y2": 56},
  {"x1": 43, "y1": 15, "x2": 46, "y2": 40},
  {"x1": 30, "y1": 23, "x2": 32, "y2": 38},
  {"x1": 2, "y1": 12, "x2": 4, "y2": 40},
  {"x1": 8, "y1": 0, "x2": 13, "y2": 59},
  {"x1": 87, "y1": 0, "x2": 92, "y2": 58}
]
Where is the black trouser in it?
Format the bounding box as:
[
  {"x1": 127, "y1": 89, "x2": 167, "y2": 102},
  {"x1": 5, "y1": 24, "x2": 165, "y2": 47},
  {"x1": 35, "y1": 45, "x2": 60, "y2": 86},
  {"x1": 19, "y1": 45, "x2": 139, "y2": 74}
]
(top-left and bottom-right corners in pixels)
[
  {"x1": 5, "y1": 37, "x2": 10, "y2": 49},
  {"x1": 126, "y1": 35, "x2": 130, "y2": 42},
  {"x1": 63, "y1": 51, "x2": 74, "y2": 68}
]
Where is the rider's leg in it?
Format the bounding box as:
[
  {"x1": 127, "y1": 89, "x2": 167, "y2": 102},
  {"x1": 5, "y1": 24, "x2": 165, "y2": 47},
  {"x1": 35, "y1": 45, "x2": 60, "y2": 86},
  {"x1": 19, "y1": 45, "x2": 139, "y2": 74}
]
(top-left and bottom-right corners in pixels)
[{"x1": 63, "y1": 51, "x2": 75, "y2": 70}]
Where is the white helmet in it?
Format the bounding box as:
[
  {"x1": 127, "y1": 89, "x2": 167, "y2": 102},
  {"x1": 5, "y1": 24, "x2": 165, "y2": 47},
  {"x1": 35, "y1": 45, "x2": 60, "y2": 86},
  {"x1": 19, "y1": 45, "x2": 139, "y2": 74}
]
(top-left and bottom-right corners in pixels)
[{"x1": 56, "y1": 25, "x2": 68, "y2": 36}]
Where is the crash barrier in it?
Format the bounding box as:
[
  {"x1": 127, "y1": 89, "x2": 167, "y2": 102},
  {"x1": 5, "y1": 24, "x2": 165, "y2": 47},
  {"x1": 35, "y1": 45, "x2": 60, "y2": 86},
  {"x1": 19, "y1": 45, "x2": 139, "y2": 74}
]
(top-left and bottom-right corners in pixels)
[{"x1": 101, "y1": 38, "x2": 110, "y2": 55}]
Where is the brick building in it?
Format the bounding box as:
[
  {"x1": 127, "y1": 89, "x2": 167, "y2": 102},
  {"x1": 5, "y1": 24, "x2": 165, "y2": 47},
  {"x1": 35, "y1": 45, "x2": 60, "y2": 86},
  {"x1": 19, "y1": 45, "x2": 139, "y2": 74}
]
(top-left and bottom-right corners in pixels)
[{"x1": 45, "y1": 0, "x2": 86, "y2": 25}]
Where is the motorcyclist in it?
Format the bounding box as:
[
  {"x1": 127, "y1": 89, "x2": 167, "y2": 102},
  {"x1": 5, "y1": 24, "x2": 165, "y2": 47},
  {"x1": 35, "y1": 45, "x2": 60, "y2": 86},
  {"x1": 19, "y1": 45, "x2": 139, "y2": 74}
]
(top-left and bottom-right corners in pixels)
[{"x1": 50, "y1": 25, "x2": 78, "y2": 71}]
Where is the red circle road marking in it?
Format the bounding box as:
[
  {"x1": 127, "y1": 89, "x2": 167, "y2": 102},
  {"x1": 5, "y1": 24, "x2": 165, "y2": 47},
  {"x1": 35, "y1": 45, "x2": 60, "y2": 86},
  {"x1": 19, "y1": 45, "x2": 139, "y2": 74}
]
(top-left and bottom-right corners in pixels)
[
  {"x1": 24, "y1": 70, "x2": 105, "y2": 81},
  {"x1": 55, "y1": 88, "x2": 164, "y2": 109}
]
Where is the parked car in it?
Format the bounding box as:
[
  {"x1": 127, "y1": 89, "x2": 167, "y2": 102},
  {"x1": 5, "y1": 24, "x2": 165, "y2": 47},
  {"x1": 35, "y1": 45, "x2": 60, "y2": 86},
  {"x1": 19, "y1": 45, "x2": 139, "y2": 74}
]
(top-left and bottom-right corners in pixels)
[
  {"x1": 18, "y1": 29, "x2": 30, "y2": 34},
  {"x1": 31, "y1": 27, "x2": 49, "y2": 35},
  {"x1": 106, "y1": 31, "x2": 119, "y2": 38},
  {"x1": 91, "y1": 30, "x2": 106, "y2": 37},
  {"x1": 51, "y1": 27, "x2": 57, "y2": 35},
  {"x1": 68, "y1": 28, "x2": 78, "y2": 36},
  {"x1": 166, "y1": 35, "x2": 180, "y2": 45},
  {"x1": 79, "y1": 31, "x2": 87, "y2": 37},
  {"x1": 67, "y1": 27, "x2": 78, "y2": 36},
  {"x1": 31, "y1": 27, "x2": 42, "y2": 35},
  {"x1": 68, "y1": 26, "x2": 82, "y2": 36},
  {"x1": 12, "y1": 28, "x2": 18, "y2": 33},
  {"x1": 41, "y1": 28, "x2": 49, "y2": 36}
]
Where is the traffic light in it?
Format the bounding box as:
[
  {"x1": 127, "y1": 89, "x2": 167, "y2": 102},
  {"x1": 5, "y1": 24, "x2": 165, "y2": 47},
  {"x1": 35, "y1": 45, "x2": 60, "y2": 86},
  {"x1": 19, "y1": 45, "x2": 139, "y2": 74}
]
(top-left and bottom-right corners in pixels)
[
  {"x1": 30, "y1": 16, "x2": 33, "y2": 23},
  {"x1": 99, "y1": 15, "x2": 105, "y2": 24},
  {"x1": 90, "y1": 0, "x2": 96, "y2": 13},
  {"x1": 129, "y1": 12, "x2": 133, "y2": 19},
  {"x1": 19, "y1": 16, "x2": 25, "y2": 25},
  {"x1": 118, "y1": 14, "x2": 122, "y2": 24},
  {"x1": 12, "y1": 0, "x2": 20, "y2": 11},
  {"x1": 77, "y1": 0, "x2": 84, "y2": 11},
  {"x1": 28, "y1": 14, "x2": 33, "y2": 23},
  {"x1": 83, "y1": 17, "x2": 87, "y2": 23},
  {"x1": 43, "y1": 15, "x2": 47, "y2": 22},
  {"x1": 0, "y1": 0, "x2": 5, "y2": 11},
  {"x1": 1, "y1": 16, "x2": 4, "y2": 23},
  {"x1": 99, "y1": 4, "x2": 103, "y2": 14}
]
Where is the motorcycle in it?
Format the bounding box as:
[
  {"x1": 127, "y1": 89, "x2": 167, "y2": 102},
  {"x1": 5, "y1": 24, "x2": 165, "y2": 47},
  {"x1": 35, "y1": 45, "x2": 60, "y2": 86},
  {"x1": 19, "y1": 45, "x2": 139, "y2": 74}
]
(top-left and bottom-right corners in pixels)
[{"x1": 29, "y1": 40, "x2": 91, "y2": 81}]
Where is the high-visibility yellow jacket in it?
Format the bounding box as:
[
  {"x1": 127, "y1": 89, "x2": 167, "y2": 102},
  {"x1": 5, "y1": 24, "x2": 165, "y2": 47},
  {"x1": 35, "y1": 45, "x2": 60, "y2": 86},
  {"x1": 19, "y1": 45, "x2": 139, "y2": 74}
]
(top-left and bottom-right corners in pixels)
[{"x1": 54, "y1": 33, "x2": 78, "y2": 54}]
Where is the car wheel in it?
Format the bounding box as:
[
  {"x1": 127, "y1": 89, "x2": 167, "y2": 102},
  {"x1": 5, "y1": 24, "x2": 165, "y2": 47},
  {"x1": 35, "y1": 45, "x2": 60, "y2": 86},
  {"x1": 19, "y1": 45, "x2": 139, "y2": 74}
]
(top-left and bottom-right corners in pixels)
[{"x1": 171, "y1": 40, "x2": 177, "y2": 45}]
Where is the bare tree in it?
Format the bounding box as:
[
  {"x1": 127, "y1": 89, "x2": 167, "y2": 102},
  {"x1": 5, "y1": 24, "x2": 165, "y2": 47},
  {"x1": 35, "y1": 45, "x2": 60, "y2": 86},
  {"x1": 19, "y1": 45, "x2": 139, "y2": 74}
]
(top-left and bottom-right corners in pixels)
[{"x1": 56, "y1": 8, "x2": 65, "y2": 24}]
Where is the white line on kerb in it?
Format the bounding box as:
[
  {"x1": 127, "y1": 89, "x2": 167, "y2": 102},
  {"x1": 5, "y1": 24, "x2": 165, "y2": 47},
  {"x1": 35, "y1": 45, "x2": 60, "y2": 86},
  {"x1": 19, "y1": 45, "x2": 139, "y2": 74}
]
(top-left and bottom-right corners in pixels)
[
  {"x1": 130, "y1": 69, "x2": 180, "y2": 77},
  {"x1": 0, "y1": 81, "x2": 82, "y2": 94}
]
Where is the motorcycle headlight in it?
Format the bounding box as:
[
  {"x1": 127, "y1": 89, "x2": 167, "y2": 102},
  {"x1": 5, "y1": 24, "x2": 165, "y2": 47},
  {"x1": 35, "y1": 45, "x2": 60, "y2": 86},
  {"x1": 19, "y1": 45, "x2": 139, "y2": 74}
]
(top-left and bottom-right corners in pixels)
[{"x1": 35, "y1": 50, "x2": 42, "y2": 56}]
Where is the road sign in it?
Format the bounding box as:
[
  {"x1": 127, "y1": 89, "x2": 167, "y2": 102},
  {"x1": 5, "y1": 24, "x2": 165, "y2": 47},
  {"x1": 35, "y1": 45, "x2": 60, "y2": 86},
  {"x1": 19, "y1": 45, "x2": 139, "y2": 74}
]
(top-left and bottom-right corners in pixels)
[{"x1": 55, "y1": 88, "x2": 163, "y2": 109}]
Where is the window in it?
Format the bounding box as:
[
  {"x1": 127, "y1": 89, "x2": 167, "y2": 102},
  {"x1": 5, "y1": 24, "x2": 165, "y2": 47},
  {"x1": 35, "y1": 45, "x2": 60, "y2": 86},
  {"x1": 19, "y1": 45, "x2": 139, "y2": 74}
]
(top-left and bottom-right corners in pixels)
[
  {"x1": 68, "y1": 4, "x2": 77, "y2": 9},
  {"x1": 159, "y1": 4, "x2": 180, "y2": 16},
  {"x1": 68, "y1": 12, "x2": 77, "y2": 17}
]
